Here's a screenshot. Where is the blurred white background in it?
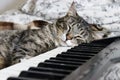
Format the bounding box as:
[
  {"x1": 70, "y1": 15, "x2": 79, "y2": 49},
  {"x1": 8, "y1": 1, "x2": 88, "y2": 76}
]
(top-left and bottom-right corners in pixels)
[{"x1": 0, "y1": 0, "x2": 26, "y2": 14}]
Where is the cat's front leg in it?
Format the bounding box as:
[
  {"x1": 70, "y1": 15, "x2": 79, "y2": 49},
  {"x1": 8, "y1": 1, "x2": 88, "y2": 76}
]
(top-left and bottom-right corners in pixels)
[
  {"x1": 12, "y1": 55, "x2": 32, "y2": 65},
  {"x1": 20, "y1": 55, "x2": 32, "y2": 62},
  {"x1": 0, "y1": 55, "x2": 5, "y2": 69}
]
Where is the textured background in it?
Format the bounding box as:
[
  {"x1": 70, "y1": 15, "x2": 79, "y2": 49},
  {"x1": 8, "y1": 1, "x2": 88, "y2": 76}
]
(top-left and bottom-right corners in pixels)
[{"x1": 0, "y1": 0, "x2": 120, "y2": 35}]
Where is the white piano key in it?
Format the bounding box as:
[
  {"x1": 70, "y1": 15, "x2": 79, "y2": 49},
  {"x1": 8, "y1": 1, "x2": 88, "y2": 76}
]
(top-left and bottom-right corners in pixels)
[{"x1": 0, "y1": 47, "x2": 71, "y2": 80}]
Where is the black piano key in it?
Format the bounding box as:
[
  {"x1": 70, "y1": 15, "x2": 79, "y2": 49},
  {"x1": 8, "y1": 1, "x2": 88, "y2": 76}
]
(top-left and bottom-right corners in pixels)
[
  {"x1": 19, "y1": 71, "x2": 65, "y2": 80},
  {"x1": 74, "y1": 46, "x2": 104, "y2": 50},
  {"x1": 67, "y1": 48, "x2": 99, "y2": 53},
  {"x1": 44, "y1": 59, "x2": 82, "y2": 66},
  {"x1": 70, "y1": 47, "x2": 100, "y2": 52},
  {"x1": 78, "y1": 44, "x2": 105, "y2": 48},
  {"x1": 7, "y1": 77, "x2": 43, "y2": 80},
  {"x1": 50, "y1": 57, "x2": 87, "y2": 63},
  {"x1": 29, "y1": 67, "x2": 72, "y2": 75},
  {"x1": 61, "y1": 52, "x2": 95, "y2": 56},
  {"x1": 56, "y1": 54, "x2": 92, "y2": 60},
  {"x1": 73, "y1": 47, "x2": 103, "y2": 52},
  {"x1": 72, "y1": 48, "x2": 102, "y2": 52},
  {"x1": 78, "y1": 43, "x2": 107, "y2": 47},
  {"x1": 91, "y1": 36, "x2": 118, "y2": 46},
  {"x1": 38, "y1": 62, "x2": 78, "y2": 70}
]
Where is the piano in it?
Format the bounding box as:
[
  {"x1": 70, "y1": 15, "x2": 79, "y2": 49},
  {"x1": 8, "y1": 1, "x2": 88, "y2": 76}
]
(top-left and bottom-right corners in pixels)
[{"x1": 0, "y1": 36, "x2": 120, "y2": 80}]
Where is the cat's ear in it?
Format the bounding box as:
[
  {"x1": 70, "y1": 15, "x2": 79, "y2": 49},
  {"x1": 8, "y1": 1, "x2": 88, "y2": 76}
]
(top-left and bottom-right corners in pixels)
[
  {"x1": 67, "y1": 2, "x2": 78, "y2": 17},
  {"x1": 90, "y1": 24, "x2": 103, "y2": 31}
]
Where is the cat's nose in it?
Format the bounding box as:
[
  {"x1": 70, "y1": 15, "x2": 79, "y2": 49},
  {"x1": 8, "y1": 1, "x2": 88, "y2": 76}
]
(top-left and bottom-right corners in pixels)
[{"x1": 66, "y1": 34, "x2": 73, "y2": 40}]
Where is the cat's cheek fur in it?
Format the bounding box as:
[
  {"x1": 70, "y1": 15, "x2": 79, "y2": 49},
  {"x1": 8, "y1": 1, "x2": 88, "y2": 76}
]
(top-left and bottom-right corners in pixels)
[
  {"x1": 61, "y1": 33, "x2": 67, "y2": 41},
  {"x1": 30, "y1": 26, "x2": 40, "y2": 29},
  {"x1": 66, "y1": 40, "x2": 77, "y2": 47},
  {"x1": 93, "y1": 32, "x2": 105, "y2": 40}
]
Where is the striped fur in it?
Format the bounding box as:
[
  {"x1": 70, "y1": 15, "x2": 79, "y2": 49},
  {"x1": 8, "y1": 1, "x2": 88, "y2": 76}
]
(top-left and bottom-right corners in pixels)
[{"x1": 0, "y1": 29, "x2": 56, "y2": 69}]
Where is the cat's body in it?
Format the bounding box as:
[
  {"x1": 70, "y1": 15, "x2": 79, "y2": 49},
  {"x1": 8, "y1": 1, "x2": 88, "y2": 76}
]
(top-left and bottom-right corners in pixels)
[
  {"x1": 0, "y1": 28, "x2": 56, "y2": 68},
  {"x1": 0, "y1": 2, "x2": 110, "y2": 69}
]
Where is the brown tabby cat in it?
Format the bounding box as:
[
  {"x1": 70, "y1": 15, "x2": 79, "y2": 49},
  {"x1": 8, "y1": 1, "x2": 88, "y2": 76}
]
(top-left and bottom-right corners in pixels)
[{"x1": 0, "y1": 2, "x2": 110, "y2": 69}]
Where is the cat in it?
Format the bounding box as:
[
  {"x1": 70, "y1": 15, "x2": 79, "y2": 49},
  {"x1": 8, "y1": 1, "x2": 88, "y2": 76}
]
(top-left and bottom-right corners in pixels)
[{"x1": 0, "y1": 2, "x2": 110, "y2": 69}]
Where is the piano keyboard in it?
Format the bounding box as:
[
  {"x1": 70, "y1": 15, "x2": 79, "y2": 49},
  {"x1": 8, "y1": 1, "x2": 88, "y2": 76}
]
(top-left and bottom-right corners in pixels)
[
  {"x1": 64, "y1": 37, "x2": 120, "y2": 80},
  {"x1": 0, "y1": 47, "x2": 71, "y2": 80},
  {"x1": 1, "y1": 36, "x2": 120, "y2": 80}
]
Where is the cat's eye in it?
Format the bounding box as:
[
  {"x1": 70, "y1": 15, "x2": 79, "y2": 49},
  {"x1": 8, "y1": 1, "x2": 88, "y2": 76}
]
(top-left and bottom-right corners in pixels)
[
  {"x1": 74, "y1": 35, "x2": 81, "y2": 38},
  {"x1": 58, "y1": 18, "x2": 64, "y2": 22},
  {"x1": 59, "y1": 20, "x2": 64, "y2": 23}
]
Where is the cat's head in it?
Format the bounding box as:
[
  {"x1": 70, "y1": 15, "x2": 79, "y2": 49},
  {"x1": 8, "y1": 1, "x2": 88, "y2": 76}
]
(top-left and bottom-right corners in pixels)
[
  {"x1": 56, "y1": 2, "x2": 93, "y2": 46},
  {"x1": 55, "y1": 2, "x2": 110, "y2": 47}
]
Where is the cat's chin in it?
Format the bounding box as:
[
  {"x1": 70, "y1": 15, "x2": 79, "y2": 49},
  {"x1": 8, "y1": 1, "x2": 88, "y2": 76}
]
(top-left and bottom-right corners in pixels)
[{"x1": 66, "y1": 40, "x2": 78, "y2": 47}]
